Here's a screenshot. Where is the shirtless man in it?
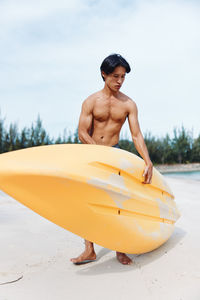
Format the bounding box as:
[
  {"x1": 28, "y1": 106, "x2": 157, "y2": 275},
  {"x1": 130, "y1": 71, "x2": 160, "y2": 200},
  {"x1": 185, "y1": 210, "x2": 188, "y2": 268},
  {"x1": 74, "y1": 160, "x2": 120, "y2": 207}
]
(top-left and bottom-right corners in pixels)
[{"x1": 71, "y1": 54, "x2": 153, "y2": 265}]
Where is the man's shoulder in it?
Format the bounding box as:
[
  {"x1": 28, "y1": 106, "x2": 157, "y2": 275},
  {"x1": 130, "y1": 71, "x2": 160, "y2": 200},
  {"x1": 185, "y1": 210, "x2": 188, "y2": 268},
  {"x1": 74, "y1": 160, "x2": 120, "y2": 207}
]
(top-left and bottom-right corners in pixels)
[
  {"x1": 83, "y1": 91, "x2": 101, "y2": 104},
  {"x1": 119, "y1": 92, "x2": 137, "y2": 107}
]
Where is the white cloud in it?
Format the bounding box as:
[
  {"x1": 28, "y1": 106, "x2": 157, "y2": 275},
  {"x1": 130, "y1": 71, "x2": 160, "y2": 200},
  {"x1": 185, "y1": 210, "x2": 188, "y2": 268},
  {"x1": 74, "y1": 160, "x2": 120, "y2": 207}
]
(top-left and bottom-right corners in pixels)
[{"x1": 0, "y1": 0, "x2": 84, "y2": 24}]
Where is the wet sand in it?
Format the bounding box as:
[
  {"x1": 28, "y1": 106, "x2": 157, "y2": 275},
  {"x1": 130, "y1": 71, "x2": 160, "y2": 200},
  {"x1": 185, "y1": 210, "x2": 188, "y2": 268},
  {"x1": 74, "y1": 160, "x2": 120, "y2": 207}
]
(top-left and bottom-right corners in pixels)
[{"x1": 0, "y1": 177, "x2": 200, "y2": 300}]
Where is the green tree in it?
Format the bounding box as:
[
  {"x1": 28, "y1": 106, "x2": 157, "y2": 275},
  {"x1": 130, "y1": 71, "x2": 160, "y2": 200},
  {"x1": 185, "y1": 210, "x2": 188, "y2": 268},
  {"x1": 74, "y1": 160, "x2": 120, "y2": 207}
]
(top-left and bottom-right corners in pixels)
[
  {"x1": 27, "y1": 115, "x2": 52, "y2": 147},
  {"x1": 55, "y1": 135, "x2": 62, "y2": 144},
  {"x1": 143, "y1": 132, "x2": 161, "y2": 164},
  {"x1": 159, "y1": 134, "x2": 173, "y2": 164},
  {"x1": 7, "y1": 123, "x2": 19, "y2": 152},
  {"x1": 73, "y1": 127, "x2": 79, "y2": 144},
  {"x1": 171, "y1": 126, "x2": 193, "y2": 163},
  {"x1": 18, "y1": 127, "x2": 29, "y2": 149},
  {"x1": 119, "y1": 139, "x2": 136, "y2": 154},
  {"x1": 0, "y1": 113, "x2": 5, "y2": 153},
  {"x1": 191, "y1": 135, "x2": 200, "y2": 162}
]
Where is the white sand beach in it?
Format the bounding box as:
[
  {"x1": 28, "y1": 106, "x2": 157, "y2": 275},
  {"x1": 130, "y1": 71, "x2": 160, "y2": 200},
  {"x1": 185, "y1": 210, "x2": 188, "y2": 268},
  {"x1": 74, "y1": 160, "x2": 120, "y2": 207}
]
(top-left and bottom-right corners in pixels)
[{"x1": 0, "y1": 177, "x2": 200, "y2": 300}]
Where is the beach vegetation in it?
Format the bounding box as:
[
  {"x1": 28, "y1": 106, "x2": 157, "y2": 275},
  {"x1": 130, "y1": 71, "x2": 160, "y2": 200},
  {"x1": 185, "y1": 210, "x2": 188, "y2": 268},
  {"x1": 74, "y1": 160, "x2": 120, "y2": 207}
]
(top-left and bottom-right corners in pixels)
[
  {"x1": 191, "y1": 134, "x2": 200, "y2": 163},
  {"x1": 0, "y1": 112, "x2": 199, "y2": 164}
]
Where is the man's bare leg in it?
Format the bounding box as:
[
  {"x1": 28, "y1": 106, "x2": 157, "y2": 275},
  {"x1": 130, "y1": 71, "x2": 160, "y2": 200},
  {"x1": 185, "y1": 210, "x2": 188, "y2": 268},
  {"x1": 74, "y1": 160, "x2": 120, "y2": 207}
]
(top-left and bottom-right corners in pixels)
[
  {"x1": 116, "y1": 252, "x2": 133, "y2": 265},
  {"x1": 70, "y1": 240, "x2": 96, "y2": 264}
]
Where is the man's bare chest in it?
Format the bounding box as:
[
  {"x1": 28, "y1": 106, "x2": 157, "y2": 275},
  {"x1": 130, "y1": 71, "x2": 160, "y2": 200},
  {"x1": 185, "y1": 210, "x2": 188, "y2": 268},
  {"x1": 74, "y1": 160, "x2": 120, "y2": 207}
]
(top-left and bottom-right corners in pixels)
[{"x1": 92, "y1": 101, "x2": 128, "y2": 123}]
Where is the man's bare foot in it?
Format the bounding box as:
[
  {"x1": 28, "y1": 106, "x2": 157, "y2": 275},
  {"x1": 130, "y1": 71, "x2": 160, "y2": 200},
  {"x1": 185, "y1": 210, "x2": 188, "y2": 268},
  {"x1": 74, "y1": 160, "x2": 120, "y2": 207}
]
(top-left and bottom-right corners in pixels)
[
  {"x1": 116, "y1": 252, "x2": 133, "y2": 265},
  {"x1": 70, "y1": 250, "x2": 96, "y2": 265}
]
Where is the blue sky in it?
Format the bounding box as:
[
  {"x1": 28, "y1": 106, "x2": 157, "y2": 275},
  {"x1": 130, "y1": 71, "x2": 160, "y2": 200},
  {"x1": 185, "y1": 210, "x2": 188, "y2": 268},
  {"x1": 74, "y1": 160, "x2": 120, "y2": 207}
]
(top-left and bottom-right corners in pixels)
[{"x1": 0, "y1": 0, "x2": 199, "y2": 139}]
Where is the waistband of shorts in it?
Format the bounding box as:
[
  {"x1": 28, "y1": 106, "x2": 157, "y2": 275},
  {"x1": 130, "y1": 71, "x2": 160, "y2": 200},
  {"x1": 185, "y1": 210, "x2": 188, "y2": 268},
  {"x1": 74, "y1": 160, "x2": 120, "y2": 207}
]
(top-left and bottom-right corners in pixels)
[{"x1": 112, "y1": 143, "x2": 120, "y2": 148}]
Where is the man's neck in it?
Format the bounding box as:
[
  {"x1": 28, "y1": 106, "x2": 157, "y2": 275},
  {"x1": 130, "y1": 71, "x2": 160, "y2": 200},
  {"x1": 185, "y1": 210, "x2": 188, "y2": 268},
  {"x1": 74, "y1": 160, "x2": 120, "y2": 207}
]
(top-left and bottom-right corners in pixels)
[{"x1": 102, "y1": 85, "x2": 119, "y2": 97}]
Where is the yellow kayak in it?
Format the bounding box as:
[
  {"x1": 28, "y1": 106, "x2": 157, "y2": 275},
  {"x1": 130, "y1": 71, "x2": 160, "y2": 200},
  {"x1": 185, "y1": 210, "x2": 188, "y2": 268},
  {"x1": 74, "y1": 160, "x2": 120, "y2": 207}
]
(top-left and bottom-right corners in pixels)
[{"x1": 0, "y1": 144, "x2": 180, "y2": 254}]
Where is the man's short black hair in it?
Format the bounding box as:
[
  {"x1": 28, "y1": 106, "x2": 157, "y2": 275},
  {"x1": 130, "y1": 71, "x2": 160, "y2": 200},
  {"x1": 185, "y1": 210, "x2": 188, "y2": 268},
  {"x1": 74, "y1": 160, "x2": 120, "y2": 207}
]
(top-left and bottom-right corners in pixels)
[{"x1": 100, "y1": 53, "x2": 131, "y2": 81}]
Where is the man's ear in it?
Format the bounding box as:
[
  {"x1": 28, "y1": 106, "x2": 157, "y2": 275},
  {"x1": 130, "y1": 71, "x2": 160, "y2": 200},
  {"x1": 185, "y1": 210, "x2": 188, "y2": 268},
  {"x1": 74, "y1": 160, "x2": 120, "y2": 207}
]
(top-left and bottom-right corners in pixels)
[{"x1": 101, "y1": 71, "x2": 106, "y2": 79}]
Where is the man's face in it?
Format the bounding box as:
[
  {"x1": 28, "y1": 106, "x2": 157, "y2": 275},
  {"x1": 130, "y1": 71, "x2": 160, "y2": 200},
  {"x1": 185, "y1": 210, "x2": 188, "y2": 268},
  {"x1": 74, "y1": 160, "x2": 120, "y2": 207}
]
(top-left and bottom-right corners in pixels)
[{"x1": 103, "y1": 66, "x2": 126, "y2": 92}]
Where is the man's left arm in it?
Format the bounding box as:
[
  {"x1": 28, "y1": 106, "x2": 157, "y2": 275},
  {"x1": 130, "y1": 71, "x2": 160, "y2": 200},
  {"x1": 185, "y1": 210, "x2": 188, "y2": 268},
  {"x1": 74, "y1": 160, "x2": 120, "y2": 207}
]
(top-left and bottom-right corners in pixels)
[{"x1": 127, "y1": 101, "x2": 153, "y2": 184}]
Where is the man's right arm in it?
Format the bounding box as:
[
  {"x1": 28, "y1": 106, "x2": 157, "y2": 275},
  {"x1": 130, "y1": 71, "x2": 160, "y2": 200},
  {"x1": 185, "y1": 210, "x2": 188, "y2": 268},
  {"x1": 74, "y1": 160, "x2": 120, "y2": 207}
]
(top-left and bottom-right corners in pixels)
[
  {"x1": 127, "y1": 100, "x2": 153, "y2": 184},
  {"x1": 78, "y1": 98, "x2": 96, "y2": 144}
]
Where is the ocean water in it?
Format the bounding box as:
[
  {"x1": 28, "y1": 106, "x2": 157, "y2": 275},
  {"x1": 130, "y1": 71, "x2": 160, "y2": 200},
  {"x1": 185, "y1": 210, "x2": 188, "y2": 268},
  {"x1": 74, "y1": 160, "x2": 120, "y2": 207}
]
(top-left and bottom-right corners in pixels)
[{"x1": 163, "y1": 170, "x2": 200, "y2": 181}]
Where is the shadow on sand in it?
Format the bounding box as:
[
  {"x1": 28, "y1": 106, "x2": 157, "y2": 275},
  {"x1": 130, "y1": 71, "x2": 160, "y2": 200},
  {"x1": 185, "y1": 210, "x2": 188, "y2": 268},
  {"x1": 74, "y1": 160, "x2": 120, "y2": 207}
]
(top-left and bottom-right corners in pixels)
[{"x1": 75, "y1": 226, "x2": 186, "y2": 276}]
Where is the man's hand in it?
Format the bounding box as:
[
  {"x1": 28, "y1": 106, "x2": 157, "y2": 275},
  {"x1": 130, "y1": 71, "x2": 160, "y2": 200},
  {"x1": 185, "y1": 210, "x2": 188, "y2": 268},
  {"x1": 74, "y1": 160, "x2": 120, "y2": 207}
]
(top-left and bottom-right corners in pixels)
[{"x1": 143, "y1": 163, "x2": 153, "y2": 184}]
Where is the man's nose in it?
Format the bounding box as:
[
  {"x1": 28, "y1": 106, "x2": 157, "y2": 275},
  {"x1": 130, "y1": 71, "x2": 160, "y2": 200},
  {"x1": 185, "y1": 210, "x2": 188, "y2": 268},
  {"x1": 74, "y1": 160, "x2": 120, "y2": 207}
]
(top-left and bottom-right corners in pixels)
[{"x1": 117, "y1": 78, "x2": 123, "y2": 84}]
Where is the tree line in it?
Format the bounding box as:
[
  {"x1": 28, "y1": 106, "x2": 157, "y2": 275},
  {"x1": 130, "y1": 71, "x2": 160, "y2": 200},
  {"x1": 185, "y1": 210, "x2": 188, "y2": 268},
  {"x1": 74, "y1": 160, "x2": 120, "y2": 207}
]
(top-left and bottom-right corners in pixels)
[{"x1": 0, "y1": 114, "x2": 199, "y2": 164}]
